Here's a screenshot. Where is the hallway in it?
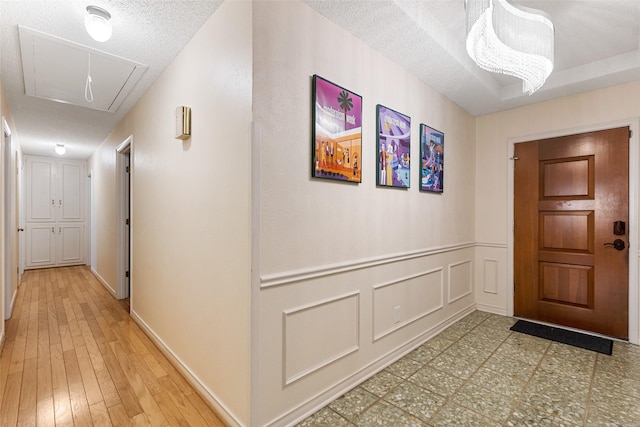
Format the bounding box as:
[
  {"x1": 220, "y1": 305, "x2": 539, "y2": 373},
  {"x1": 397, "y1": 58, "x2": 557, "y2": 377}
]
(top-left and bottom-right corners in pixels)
[{"x1": 0, "y1": 266, "x2": 225, "y2": 426}]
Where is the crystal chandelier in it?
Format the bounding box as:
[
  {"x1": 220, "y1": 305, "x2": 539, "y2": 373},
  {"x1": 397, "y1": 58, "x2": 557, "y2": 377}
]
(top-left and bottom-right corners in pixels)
[{"x1": 466, "y1": 0, "x2": 554, "y2": 94}]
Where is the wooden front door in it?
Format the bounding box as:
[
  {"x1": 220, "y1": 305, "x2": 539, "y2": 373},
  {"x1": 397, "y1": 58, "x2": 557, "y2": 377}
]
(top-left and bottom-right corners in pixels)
[{"x1": 514, "y1": 127, "x2": 629, "y2": 339}]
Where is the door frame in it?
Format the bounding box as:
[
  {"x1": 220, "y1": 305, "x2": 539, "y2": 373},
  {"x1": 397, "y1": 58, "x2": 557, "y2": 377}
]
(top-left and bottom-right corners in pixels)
[
  {"x1": 507, "y1": 118, "x2": 640, "y2": 345},
  {"x1": 2, "y1": 117, "x2": 16, "y2": 319},
  {"x1": 116, "y1": 136, "x2": 132, "y2": 300}
]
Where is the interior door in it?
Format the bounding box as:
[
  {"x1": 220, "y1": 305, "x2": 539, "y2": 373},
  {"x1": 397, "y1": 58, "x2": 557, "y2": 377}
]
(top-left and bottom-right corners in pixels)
[{"x1": 514, "y1": 127, "x2": 629, "y2": 339}]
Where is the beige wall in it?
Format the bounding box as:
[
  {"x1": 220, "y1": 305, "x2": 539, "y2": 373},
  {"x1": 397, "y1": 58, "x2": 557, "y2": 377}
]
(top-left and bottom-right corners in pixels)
[
  {"x1": 0, "y1": 77, "x2": 6, "y2": 344},
  {"x1": 1, "y1": 76, "x2": 21, "y2": 341},
  {"x1": 474, "y1": 81, "x2": 640, "y2": 332},
  {"x1": 88, "y1": 126, "x2": 120, "y2": 293},
  {"x1": 88, "y1": 2, "x2": 252, "y2": 425},
  {"x1": 254, "y1": 2, "x2": 476, "y2": 425}
]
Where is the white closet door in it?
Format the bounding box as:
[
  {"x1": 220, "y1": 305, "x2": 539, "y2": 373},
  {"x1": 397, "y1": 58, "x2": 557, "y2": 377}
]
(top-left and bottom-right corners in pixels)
[
  {"x1": 25, "y1": 157, "x2": 55, "y2": 222},
  {"x1": 57, "y1": 161, "x2": 85, "y2": 222},
  {"x1": 25, "y1": 223, "x2": 56, "y2": 267},
  {"x1": 57, "y1": 223, "x2": 84, "y2": 265}
]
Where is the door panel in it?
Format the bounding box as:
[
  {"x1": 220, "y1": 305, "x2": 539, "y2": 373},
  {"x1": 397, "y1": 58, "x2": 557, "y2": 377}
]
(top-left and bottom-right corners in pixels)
[
  {"x1": 58, "y1": 161, "x2": 85, "y2": 221},
  {"x1": 26, "y1": 157, "x2": 55, "y2": 221},
  {"x1": 514, "y1": 127, "x2": 629, "y2": 339},
  {"x1": 26, "y1": 223, "x2": 56, "y2": 267},
  {"x1": 58, "y1": 223, "x2": 84, "y2": 265}
]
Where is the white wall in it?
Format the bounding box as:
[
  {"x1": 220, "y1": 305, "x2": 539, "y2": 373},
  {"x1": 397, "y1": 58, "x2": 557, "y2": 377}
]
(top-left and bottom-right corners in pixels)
[
  {"x1": 88, "y1": 1, "x2": 252, "y2": 425},
  {"x1": 253, "y1": 2, "x2": 476, "y2": 425},
  {"x1": 474, "y1": 81, "x2": 640, "y2": 336}
]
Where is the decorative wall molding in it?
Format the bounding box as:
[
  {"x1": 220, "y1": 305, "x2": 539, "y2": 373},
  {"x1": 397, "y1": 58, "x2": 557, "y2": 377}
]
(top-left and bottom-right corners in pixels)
[
  {"x1": 475, "y1": 242, "x2": 507, "y2": 248},
  {"x1": 268, "y1": 304, "x2": 476, "y2": 427},
  {"x1": 448, "y1": 259, "x2": 473, "y2": 303},
  {"x1": 283, "y1": 291, "x2": 360, "y2": 385},
  {"x1": 130, "y1": 310, "x2": 244, "y2": 427},
  {"x1": 260, "y1": 242, "x2": 475, "y2": 288},
  {"x1": 483, "y1": 259, "x2": 499, "y2": 294},
  {"x1": 372, "y1": 268, "x2": 444, "y2": 341}
]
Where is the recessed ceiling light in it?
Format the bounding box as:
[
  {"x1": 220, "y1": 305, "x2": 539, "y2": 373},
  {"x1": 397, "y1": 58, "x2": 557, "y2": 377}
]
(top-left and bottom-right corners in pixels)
[
  {"x1": 55, "y1": 144, "x2": 66, "y2": 155},
  {"x1": 85, "y1": 5, "x2": 112, "y2": 42}
]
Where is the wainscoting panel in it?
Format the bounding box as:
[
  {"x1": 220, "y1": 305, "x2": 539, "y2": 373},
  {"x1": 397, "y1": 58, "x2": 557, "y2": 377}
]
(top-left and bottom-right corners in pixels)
[
  {"x1": 282, "y1": 291, "x2": 360, "y2": 385},
  {"x1": 483, "y1": 259, "x2": 498, "y2": 294},
  {"x1": 475, "y1": 244, "x2": 508, "y2": 315},
  {"x1": 372, "y1": 268, "x2": 444, "y2": 341},
  {"x1": 448, "y1": 259, "x2": 473, "y2": 303},
  {"x1": 259, "y1": 244, "x2": 477, "y2": 427}
]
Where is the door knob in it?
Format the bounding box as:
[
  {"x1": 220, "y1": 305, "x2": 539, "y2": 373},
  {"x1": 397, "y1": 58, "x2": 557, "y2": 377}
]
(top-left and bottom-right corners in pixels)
[{"x1": 604, "y1": 239, "x2": 625, "y2": 251}]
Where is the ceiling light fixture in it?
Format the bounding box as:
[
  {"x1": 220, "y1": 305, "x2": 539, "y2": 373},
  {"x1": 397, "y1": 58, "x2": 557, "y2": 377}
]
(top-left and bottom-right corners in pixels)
[
  {"x1": 84, "y1": 5, "x2": 112, "y2": 42},
  {"x1": 55, "y1": 144, "x2": 66, "y2": 155},
  {"x1": 465, "y1": 0, "x2": 554, "y2": 95}
]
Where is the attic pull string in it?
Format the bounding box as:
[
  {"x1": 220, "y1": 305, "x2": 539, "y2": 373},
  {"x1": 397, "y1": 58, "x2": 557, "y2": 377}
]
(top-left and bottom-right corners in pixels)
[{"x1": 85, "y1": 53, "x2": 94, "y2": 103}]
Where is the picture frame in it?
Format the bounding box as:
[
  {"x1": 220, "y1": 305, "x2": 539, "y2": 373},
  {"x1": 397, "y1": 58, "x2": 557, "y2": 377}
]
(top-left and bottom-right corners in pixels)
[
  {"x1": 376, "y1": 105, "x2": 411, "y2": 188},
  {"x1": 419, "y1": 124, "x2": 444, "y2": 192},
  {"x1": 312, "y1": 75, "x2": 363, "y2": 183}
]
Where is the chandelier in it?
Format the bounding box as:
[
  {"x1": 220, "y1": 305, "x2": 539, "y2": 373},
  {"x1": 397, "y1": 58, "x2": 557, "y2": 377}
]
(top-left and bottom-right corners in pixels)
[{"x1": 465, "y1": 0, "x2": 554, "y2": 95}]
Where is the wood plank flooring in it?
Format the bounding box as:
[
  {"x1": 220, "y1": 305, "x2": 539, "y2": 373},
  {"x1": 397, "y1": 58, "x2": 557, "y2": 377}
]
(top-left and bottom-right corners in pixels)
[{"x1": 0, "y1": 266, "x2": 226, "y2": 426}]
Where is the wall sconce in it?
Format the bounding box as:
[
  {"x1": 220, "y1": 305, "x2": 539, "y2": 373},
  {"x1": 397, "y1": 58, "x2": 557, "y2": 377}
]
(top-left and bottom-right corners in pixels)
[{"x1": 175, "y1": 106, "x2": 191, "y2": 140}]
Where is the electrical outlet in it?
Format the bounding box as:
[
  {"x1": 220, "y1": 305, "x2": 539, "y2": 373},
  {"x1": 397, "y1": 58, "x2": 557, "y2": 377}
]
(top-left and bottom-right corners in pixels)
[{"x1": 394, "y1": 306, "x2": 401, "y2": 323}]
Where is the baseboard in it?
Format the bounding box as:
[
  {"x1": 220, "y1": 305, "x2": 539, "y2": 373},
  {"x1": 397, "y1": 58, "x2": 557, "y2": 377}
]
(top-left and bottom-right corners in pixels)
[
  {"x1": 90, "y1": 268, "x2": 117, "y2": 298},
  {"x1": 130, "y1": 309, "x2": 243, "y2": 427},
  {"x1": 475, "y1": 303, "x2": 507, "y2": 316},
  {"x1": 273, "y1": 304, "x2": 476, "y2": 427},
  {"x1": 8, "y1": 287, "x2": 18, "y2": 318}
]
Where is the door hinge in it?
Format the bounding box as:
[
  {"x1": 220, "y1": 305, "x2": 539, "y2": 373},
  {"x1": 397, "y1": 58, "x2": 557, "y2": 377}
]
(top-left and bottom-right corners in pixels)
[
  {"x1": 125, "y1": 271, "x2": 129, "y2": 278},
  {"x1": 126, "y1": 166, "x2": 130, "y2": 173},
  {"x1": 125, "y1": 218, "x2": 130, "y2": 225}
]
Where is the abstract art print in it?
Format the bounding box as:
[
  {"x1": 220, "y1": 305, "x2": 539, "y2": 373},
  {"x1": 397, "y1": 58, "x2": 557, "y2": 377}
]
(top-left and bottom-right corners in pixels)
[
  {"x1": 312, "y1": 75, "x2": 363, "y2": 183},
  {"x1": 376, "y1": 105, "x2": 411, "y2": 188},
  {"x1": 419, "y1": 124, "x2": 444, "y2": 192}
]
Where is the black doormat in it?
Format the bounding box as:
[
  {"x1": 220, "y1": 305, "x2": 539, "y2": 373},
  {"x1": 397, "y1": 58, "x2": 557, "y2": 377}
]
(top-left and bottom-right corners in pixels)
[{"x1": 510, "y1": 320, "x2": 613, "y2": 355}]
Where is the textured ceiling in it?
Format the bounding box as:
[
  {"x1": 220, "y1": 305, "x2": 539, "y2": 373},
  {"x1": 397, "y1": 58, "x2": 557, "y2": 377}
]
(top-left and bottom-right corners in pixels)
[
  {"x1": 0, "y1": 0, "x2": 222, "y2": 159},
  {"x1": 1, "y1": 1, "x2": 640, "y2": 160},
  {"x1": 303, "y1": 0, "x2": 640, "y2": 115}
]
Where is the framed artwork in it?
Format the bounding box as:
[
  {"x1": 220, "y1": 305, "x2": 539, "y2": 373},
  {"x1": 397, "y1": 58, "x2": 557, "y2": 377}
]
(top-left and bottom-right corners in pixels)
[
  {"x1": 419, "y1": 124, "x2": 444, "y2": 192},
  {"x1": 312, "y1": 75, "x2": 363, "y2": 183},
  {"x1": 376, "y1": 105, "x2": 411, "y2": 188}
]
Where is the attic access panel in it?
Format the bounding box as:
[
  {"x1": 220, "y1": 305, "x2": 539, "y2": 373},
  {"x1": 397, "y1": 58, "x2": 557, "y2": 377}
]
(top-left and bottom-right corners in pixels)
[{"x1": 18, "y1": 26, "x2": 148, "y2": 113}]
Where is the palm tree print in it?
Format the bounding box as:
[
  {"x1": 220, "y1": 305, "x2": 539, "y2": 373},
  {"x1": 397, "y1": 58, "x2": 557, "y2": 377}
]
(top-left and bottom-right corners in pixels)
[{"x1": 337, "y1": 90, "x2": 353, "y2": 132}]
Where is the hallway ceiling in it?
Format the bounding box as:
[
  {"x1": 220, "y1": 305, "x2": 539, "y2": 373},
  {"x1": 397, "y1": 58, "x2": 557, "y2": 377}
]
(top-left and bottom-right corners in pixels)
[
  {"x1": 0, "y1": 0, "x2": 222, "y2": 160},
  {"x1": 1, "y1": 1, "x2": 639, "y2": 160}
]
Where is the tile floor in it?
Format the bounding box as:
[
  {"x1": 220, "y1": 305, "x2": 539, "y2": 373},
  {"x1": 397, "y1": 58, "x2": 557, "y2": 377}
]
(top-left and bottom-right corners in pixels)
[{"x1": 297, "y1": 311, "x2": 640, "y2": 426}]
